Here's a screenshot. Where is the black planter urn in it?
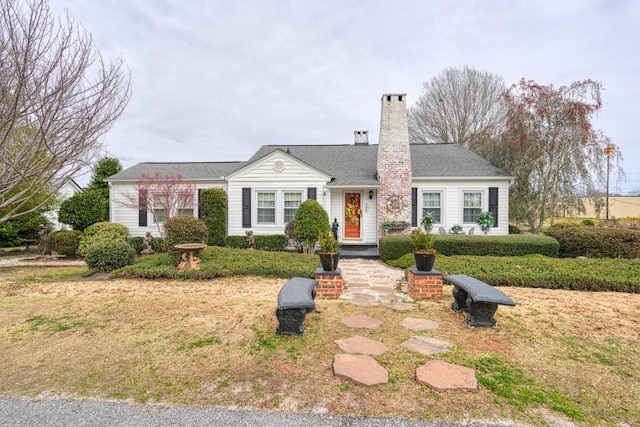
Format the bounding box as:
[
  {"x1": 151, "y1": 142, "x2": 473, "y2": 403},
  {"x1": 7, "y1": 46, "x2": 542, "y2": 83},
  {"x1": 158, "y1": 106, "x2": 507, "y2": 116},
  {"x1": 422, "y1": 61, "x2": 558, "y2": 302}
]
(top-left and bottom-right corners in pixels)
[
  {"x1": 319, "y1": 252, "x2": 340, "y2": 272},
  {"x1": 413, "y1": 251, "x2": 436, "y2": 271}
]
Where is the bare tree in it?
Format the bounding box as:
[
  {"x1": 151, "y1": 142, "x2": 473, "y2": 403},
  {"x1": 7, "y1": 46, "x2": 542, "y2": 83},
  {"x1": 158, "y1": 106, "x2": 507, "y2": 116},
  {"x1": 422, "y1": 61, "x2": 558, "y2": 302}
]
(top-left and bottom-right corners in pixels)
[
  {"x1": 0, "y1": 0, "x2": 131, "y2": 224},
  {"x1": 408, "y1": 66, "x2": 506, "y2": 145},
  {"x1": 118, "y1": 173, "x2": 196, "y2": 238}
]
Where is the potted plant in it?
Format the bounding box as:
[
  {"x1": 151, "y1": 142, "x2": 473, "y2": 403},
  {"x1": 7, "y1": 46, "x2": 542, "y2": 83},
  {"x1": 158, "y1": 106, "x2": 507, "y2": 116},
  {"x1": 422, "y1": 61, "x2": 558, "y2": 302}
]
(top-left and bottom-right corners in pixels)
[
  {"x1": 318, "y1": 228, "x2": 340, "y2": 272},
  {"x1": 420, "y1": 212, "x2": 436, "y2": 232},
  {"x1": 476, "y1": 211, "x2": 495, "y2": 234},
  {"x1": 410, "y1": 228, "x2": 436, "y2": 271},
  {"x1": 380, "y1": 220, "x2": 410, "y2": 234},
  {"x1": 450, "y1": 224, "x2": 463, "y2": 234}
]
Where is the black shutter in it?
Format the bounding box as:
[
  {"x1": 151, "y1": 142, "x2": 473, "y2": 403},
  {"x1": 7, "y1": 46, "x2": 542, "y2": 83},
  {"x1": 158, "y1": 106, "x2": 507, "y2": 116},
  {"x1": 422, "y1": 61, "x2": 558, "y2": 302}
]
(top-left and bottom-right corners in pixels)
[
  {"x1": 411, "y1": 187, "x2": 418, "y2": 227},
  {"x1": 138, "y1": 189, "x2": 148, "y2": 227},
  {"x1": 242, "y1": 188, "x2": 251, "y2": 228},
  {"x1": 489, "y1": 187, "x2": 498, "y2": 227},
  {"x1": 197, "y1": 189, "x2": 202, "y2": 219},
  {"x1": 307, "y1": 187, "x2": 316, "y2": 200}
]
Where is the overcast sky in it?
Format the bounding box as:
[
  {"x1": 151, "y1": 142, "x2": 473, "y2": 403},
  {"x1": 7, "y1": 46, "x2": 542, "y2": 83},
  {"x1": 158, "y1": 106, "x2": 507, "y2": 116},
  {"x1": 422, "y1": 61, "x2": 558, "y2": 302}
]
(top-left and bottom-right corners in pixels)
[{"x1": 48, "y1": 0, "x2": 639, "y2": 194}]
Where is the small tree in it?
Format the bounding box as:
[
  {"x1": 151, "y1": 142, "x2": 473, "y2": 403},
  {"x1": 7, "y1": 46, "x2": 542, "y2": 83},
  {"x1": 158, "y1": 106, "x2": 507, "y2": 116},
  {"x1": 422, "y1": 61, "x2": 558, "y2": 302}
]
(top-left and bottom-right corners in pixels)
[
  {"x1": 294, "y1": 199, "x2": 329, "y2": 254},
  {"x1": 58, "y1": 190, "x2": 109, "y2": 231},
  {"x1": 118, "y1": 172, "x2": 196, "y2": 238},
  {"x1": 199, "y1": 188, "x2": 227, "y2": 247}
]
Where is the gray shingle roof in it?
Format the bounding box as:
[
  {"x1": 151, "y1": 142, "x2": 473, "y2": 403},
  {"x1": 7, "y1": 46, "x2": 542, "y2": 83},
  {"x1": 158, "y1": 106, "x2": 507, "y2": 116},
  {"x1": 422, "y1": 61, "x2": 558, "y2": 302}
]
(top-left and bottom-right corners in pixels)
[
  {"x1": 249, "y1": 144, "x2": 379, "y2": 186},
  {"x1": 106, "y1": 162, "x2": 245, "y2": 182},
  {"x1": 107, "y1": 143, "x2": 510, "y2": 184},
  {"x1": 410, "y1": 144, "x2": 511, "y2": 178}
]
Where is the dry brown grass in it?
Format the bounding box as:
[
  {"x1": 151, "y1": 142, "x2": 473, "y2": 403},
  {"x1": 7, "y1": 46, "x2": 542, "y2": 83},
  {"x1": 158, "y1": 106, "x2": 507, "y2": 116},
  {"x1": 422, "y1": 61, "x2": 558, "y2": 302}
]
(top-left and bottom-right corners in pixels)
[{"x1": 0, "y1": 265, "x2": 639, "y2": 426}]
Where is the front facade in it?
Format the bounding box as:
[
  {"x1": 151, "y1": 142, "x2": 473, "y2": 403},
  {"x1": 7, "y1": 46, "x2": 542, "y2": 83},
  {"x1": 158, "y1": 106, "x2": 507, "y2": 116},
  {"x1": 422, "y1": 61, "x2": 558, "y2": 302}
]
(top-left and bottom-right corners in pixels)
[{"x1": 107, "y1": 94, "x2": 512, "y2": 243}]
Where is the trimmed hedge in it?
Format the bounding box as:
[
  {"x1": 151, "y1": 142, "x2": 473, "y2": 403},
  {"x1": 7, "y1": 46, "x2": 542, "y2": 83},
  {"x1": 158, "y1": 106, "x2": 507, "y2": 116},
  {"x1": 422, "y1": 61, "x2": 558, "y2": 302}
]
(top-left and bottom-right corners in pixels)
[
  {"x1": 50, "y1": 230, "x2": 83, "y2": 258},
  {"x1": 379, "y1": 234, "x2": 559, "y2": 262},
  {"x1": 224, "y1": 234, "x2": 288, "y2": 251},
  {"x1": 388, "y1": 254, "x2": 640, "y2": 293},
  {"x1": 200, "y1": 188, "x2": 227, "y2": 247},
  {"x1": 78, "y1": 222, "x2": 129, "y2": 256},
  {"x1": 551, "y1": 227, "x2": 640, "y2": 259},
  {"x1": 113, "y1": 246, "x2": 317, "y2": 280},
  {"x1": 85, "y1": 241, "x2": 136, "y2": 272}
]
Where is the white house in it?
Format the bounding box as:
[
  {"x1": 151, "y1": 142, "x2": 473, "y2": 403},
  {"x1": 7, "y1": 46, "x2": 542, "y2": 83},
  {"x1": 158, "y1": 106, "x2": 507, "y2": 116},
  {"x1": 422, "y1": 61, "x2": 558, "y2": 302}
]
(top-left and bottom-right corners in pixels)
[
  {"x1": 45, "y1": 179, "x2": 82, "y2": 230},
  {"x1": 106, "y1": 94, "x2": 512, "y2": 243}
]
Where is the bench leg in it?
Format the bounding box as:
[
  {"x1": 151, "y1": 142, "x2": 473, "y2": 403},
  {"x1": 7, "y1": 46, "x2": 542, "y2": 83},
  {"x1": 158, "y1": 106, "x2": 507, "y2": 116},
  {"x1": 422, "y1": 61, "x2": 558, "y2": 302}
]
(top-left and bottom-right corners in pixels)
[
  {"x1": 466, "y1": 301, "x2": 498, "y2": 327},
  {"x1": 276, "y1": 308, "x2": 307, "y2": 335},
  {"x1": 451, "y1": 286, "x2": 469, "y2": 311}
]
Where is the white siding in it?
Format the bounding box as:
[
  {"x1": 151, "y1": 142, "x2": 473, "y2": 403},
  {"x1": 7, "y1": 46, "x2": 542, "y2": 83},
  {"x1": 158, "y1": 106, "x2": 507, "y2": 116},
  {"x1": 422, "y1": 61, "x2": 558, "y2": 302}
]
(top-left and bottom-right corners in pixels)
[
  {"x1": 227, "y1": 152, "x2": 331, "y2": 236},
  {"x1": 412, "y1": 179, "x2": 510, "y2": 235},
  {"x1": 109, "y1": 181, "x2": 227, "y2": 237}
]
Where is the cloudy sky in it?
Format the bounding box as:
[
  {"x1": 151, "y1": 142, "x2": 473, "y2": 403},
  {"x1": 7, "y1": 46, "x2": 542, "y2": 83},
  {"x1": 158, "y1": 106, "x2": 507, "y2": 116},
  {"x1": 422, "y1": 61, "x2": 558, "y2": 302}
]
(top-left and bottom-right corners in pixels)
[{"x1": 48, "y1": 0, "x2": 639, "y2": 193}]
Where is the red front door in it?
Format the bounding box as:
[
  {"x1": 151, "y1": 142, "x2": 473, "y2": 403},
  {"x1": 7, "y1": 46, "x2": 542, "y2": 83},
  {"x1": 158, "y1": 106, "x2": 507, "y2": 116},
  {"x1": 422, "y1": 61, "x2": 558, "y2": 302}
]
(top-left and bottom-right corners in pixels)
[{"x1": 344, "y1": 193, "x2": 361, "y2": 239}]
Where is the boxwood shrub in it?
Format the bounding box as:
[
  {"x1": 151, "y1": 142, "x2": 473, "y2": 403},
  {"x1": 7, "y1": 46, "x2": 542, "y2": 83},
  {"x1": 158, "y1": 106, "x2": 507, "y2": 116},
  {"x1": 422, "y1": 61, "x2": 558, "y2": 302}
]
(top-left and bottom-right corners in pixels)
[
  {"x1": 379, "y1": 233, "x2": 559, "y2": 261},
  {"x1": 78, "y1": 222, "x2": 129, "y2": 256},
  {"x1": 224, "y1": 234, "x2": 288, "y2": 251},
  {"x1": 551, "y1": 227, "x2": 640, "y2": 259},
  {"x1": 50, "y1": 230, "x2": 83, "y2": 258},
  {"x1": 85, "y1": 241, "x2": 136, "y2": 272},
  {"x1": 164, "y1": 215, "x2": 208, "y2": 259}
]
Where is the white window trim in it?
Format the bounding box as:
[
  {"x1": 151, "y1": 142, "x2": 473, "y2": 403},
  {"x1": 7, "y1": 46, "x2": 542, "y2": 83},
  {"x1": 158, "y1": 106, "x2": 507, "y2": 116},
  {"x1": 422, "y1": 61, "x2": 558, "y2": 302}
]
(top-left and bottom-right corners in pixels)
[
  {"x1": 254, "y1": 189, "x2": 306, "y2": 227},
  {"x1": 421, "y1": 190, "x2": 444, "y2": 225},
  {"x1": 461, "y1": 189, "x2": 486, "y2": 224}
]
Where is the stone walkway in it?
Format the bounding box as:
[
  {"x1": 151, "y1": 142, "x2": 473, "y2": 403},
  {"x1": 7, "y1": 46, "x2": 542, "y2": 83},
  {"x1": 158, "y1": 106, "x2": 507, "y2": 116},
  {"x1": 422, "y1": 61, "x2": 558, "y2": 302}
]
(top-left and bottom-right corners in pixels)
[{"x1": 331, "y1": 258, "x2": 477, "y2": 391}]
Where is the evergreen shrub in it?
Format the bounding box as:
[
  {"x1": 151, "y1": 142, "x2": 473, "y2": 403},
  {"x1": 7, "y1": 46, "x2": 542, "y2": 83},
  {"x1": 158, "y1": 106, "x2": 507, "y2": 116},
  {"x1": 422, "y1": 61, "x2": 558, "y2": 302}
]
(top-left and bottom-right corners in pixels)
[
  {"x1": 164, "y1": 215, "x2": 208, "y2": 259},
  {"x1": 379, "y1": 235, "x2": 414, "y2": 262},
  {"x1": 551, "y1": 227, "x2": 640, "y2": 259},
  {"x1": 255, "y1": 234, "x2": 287, "y2": 251},
  {"x1": 85, "y1": 241, "x2": 136, "y2": 272},
  {"x1": 200, "y1": 188, "x2": 227, "y2": 246},
  {"x1": 78, "y1": 222, "x2": 129, "y2": 256},
  {"x1": 294, "y1": 199, "x2": 329, "y2": 254},
  {"x1": 50, "y1": 230, "x2": 83, "y2": 258},
  {"x1": 225, "y1": 235, "x2": 247, "y2": 249}
]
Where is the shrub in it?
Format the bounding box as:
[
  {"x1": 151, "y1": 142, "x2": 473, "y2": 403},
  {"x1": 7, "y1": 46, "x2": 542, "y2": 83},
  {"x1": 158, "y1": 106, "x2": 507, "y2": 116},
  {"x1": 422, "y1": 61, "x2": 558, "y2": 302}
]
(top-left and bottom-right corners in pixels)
[
  {"x1": 551, "y1": 227, "x2": 640, "y2": 259},
  {"x1": 129, "y1": 236, "x2": 166, "y2": 254},
  {"x1": 255, "y1": 234, "x2": 287, "y2": 251},
  {"x1": 84, "y1": 241, "x2": 136, "y2": 272},
  {"x1": 380, "y1": 234, "x2": 559, "y2": 261},
  {"x1": 581, "y1": 219, "x2": 595, "y2": 226},
  {"x1": 0, "y1": 224, "x2": 20, "y2": 248},
  {"x1": 50, "y1": 230, "x2": 82, "y2": 258},
  {"x1": 58, "y1": 189, "x2": 109, "y2": 231},
  {"x1": 294, "y1": 199, "x2": 329, "y2": 254},
  {"x1": 200, "y1": 188, "x2": 227, "y2": 246},
  {"x1": 78, "y1": 222, "x2": 129, "y2": 256},
  {"x1": 164, "y1": 215, "x2": 208, "y2": 259},
  {"x1": 508, "y1": 224, "x2": 523, "y2": 234},
  {"x1": 379, "y1": 235, "x2": 414, "y2": 262},
  {"x1": 225, "y1": 235, "x2": 247, "y2": 249}
]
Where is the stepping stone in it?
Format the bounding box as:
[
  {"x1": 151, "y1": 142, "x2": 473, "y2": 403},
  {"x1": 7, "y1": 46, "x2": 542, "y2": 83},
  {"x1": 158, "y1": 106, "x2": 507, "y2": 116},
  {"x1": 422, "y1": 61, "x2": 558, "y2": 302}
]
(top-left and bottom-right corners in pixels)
[
  {"x1": 341, "y1": 315, "x2": 382, "y2": 329},
  {"x1": 347, "y1": 294, "x2": 378, "y2": 307},
  {"x1": 416, "y1": 360, "x2": 477, "y2": 391},
  {"x1": 389, "y1": 303, "x2": 417, "y2": 311},
  {"x1": 400, "y1": 317, "x2": 439, "y2": 331},
  {"x1": 333, "y1": 354, "x2": 388, "y2": 386},
  {"x1": 335, "y1": 336, "x2": 389, "y2": 355},
  {"x1": 401, "y1": 336, "x2": 452, "y2": 356}
]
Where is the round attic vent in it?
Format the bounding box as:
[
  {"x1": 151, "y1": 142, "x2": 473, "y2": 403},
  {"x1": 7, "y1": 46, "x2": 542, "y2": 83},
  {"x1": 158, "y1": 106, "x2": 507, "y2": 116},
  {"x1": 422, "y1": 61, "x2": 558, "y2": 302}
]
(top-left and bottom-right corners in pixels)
[{"x1": 273, "y1": 160, "x2": 285, "y2": 172}]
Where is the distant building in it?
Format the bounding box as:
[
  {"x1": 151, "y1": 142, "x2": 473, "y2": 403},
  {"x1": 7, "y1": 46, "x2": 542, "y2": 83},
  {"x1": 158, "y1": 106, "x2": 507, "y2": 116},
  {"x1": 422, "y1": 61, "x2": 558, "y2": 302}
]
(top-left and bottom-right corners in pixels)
[
  {"x1": 571, "y1": 196, "x2": 640, "y2": 219},
  {"x1": 45, "y1": 180, "x2": 82, "y2": 230}
]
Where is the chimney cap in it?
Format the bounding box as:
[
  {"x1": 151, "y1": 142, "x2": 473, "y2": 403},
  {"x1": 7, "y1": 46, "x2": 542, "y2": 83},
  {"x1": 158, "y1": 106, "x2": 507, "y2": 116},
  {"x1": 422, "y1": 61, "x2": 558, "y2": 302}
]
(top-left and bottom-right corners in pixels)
[{"x1": 354, "y1": 130, "x2": 369, "y2": 145}]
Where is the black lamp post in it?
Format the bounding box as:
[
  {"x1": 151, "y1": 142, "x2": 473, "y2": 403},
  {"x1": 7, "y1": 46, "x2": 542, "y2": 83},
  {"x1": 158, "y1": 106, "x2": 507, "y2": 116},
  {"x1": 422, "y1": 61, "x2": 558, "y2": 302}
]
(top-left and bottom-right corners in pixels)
[{"x1": 604, "y1": 145, "x2": 614, "y2": 221}]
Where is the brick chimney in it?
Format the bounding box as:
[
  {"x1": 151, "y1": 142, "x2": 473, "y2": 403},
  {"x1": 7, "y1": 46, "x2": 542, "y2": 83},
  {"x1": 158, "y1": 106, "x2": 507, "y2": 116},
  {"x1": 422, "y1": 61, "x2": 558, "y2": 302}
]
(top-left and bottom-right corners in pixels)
[
  {"x1": 354, "y1": 130, "x2": 369, "y2": 145},
  {"x1": 376, "y1": 93, "x2": 412, "y2": 236}
]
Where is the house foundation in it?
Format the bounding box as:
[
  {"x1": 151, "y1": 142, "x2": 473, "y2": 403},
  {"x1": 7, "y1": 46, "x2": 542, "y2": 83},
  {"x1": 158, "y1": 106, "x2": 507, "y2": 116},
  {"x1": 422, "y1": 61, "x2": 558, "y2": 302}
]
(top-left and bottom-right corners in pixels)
[
  {"x1": 407, "y1": 268, "x2": 443, "y2": 299},
  {"x1": 314, "y1": 268, "x2": 344, "y2": 299}
]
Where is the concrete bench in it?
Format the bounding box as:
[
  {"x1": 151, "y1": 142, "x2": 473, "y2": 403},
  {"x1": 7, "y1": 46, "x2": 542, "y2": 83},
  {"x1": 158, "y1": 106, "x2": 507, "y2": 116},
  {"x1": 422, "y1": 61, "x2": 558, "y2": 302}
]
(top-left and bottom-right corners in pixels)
[
  {"x1": 275, "y1": 277, "x2": 318, "y2": 335},
  {"x1": 444, "y1": 274, "x2": 515, "y2": 327}
]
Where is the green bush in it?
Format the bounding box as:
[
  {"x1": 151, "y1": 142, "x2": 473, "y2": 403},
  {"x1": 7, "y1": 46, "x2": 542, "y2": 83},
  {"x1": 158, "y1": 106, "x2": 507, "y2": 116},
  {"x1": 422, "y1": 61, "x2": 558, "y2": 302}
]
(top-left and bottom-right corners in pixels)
[
  {"x1": 164, "y1": 216, "x2": 208, "y2": 260},
  {"x1": 256, "y1": 234, "x2": 287, "y2": 251},
  {"x1": 85, "y1": 241, "x2": 136, "y2": 272},
  {"x1": 78, "y1": 222, "x2": 129, "y2": 256},
  {"x1": 50, "y1": 230, "x2": 82, "y2": 258},
  {"x1": 551, "y1": 227, "x2": 640, "y2": 259},
  {"x1": 225, "y1": 235, "x2": 247, "y2": 249},
  {"x1": 0, "y1": 224, "x2": 20, "y2": 248},
  {"x1": 581, "y1": 219, "x2": 595, "y2": 226},
  {"x1": 113, "y1": 247, "x2": 317, "y2": 280},
  {"x1": 128, "y1": 236, "x2": 166, "y2": 254},
  {"x1": 380, "y1": 234, "x2": 559, "y2": 261},
  {"x1": 200, "y1": 188, "x2": 227, "y2": 246},
  {"x1": 388, "y1": 254, "x2": 640, "y2": 293},
  {"x1": 379, "y1": 235, "x2": 414, "y2": 262},
  {"x1": 508, "y1": 224, "x2": 524, "y2": 234},
  {"x1": 294, "y1": 199, "x2": 329, "y2": 253},
  {"x1": 58, "y1": 189, "x2": 109, "y2": 231}
]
